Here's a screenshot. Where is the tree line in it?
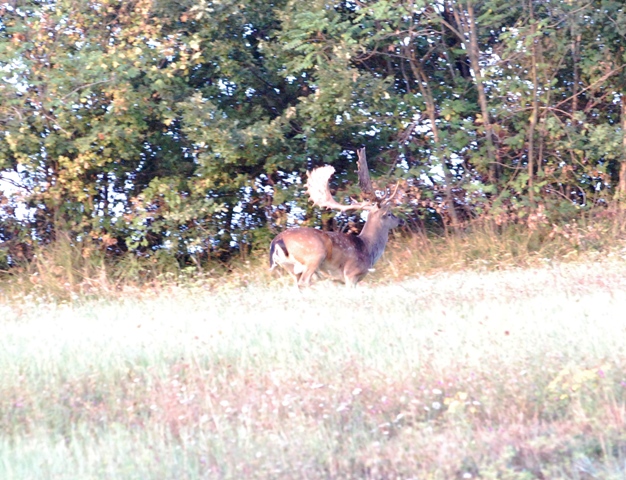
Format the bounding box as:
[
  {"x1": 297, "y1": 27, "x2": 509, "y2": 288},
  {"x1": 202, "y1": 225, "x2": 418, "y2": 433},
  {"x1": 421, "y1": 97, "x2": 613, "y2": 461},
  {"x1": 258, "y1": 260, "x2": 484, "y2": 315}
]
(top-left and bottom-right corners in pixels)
[{"x1": 1, "y1": 0, "x2": 626, "y2": 268}]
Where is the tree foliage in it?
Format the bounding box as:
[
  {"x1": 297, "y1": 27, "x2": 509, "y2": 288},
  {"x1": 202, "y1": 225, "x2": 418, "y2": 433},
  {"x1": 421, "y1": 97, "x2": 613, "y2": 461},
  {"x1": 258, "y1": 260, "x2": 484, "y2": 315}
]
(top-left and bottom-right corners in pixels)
[{"x1": 1, "y1": 0, "x2": 626, "y2": 267}]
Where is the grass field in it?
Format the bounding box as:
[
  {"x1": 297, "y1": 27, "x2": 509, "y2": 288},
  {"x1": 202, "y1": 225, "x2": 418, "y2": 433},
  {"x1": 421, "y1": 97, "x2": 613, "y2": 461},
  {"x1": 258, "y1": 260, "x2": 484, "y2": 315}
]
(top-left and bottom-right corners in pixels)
[{"x1": 2, "y1": 260, "x2": 626, "y2": 479}]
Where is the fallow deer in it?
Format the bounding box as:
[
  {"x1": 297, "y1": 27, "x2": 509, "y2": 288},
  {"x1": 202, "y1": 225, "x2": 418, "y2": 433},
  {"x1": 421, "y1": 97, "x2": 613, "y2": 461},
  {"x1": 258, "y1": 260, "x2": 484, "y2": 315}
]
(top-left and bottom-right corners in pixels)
[{"x1": 269, "y1": 148, "x2": 403, "y2": 287}]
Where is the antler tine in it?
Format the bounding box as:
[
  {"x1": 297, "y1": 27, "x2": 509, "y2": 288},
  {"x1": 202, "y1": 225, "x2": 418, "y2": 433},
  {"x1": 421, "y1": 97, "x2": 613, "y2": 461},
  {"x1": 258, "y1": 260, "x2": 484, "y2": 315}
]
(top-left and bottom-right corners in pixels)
[
  {"x1": 384, "y1": 180, "x2": 402, "y2": 206},
  {"x1": 305, "y1": 165, "x2": 372, "y2": 212},
  {"x1": 356, "y1": 148, "x2": 377, "y2": 202}
]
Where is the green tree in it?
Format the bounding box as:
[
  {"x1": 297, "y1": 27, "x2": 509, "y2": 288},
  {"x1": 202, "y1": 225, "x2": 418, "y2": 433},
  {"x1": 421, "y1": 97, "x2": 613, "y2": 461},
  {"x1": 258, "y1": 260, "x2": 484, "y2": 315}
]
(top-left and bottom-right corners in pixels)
[
  {"x1": 0, "y1": 0, "x2": 195, "y2": 252},
  {"x1": 3, "y1": 0, "x2": 626, "y2": 270}
]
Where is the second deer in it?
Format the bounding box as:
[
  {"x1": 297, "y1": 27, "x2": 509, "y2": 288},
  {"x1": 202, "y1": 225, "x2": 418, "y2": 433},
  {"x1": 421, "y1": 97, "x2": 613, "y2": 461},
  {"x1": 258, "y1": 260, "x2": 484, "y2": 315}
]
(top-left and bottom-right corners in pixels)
[{"x1": 269, "y1": 149, "x2": 403, "y2": 287}]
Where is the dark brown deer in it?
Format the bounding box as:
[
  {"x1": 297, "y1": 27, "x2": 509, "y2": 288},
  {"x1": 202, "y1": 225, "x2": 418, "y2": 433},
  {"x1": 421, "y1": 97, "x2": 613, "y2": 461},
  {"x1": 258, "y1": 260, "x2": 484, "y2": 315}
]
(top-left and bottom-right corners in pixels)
[{"x1": 269, "y1": 149, "x2": 403, "y2": 287}]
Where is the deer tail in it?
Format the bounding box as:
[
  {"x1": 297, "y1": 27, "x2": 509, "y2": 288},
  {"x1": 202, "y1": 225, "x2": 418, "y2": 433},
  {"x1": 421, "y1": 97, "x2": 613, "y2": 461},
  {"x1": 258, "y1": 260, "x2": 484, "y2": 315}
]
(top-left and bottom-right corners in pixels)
[{"x1": 269, "y1": 237, "x2": 288, "y2": 270}]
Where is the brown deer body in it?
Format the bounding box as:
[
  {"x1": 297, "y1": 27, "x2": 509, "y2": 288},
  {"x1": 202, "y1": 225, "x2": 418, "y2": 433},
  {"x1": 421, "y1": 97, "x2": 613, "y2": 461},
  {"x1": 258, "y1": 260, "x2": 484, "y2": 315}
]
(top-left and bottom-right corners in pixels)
[{"x1": 269, "y1": 149, "x2": 402, "y2": 287}]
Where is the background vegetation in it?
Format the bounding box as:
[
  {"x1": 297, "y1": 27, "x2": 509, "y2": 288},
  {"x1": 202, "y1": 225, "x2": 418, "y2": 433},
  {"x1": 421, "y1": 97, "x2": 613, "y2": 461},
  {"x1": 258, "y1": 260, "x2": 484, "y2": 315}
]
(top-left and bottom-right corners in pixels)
[{"x1": 2, "y1": 0, "x2": 626, "y2": 273}]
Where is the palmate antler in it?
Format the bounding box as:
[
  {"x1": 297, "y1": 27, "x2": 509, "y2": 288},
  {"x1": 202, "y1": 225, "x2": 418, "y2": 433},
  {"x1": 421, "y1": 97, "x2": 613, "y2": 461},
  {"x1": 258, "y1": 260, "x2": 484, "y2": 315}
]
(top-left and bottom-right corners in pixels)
[
  {"x1": 305, "y1": 148, "x2": 397, "y2": 212},
  {"x1": 305, "y1": 165, "x2": 372, "y2": 211}
]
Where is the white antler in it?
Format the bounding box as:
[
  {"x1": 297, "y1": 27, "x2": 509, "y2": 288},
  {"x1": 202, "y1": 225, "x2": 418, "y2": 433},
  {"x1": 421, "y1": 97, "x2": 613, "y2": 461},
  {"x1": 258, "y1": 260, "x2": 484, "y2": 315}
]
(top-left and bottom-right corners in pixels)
[
  {"x1": 305, "y1": 149, "x2": 402, "y2": 212},
  {"x1": 305, "y1": 165, "x2": 372, "y2": 212}
]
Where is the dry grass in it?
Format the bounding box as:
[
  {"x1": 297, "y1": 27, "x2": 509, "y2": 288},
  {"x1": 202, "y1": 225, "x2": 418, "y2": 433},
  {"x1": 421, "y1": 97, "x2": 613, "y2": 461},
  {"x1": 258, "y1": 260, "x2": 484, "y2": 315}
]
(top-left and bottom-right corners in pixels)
[
  {"x1": 6, "y1": 213, "x2": 626, "y2": 300},
  {"x1": 2, "y1": 259, "x2": 626, "y2": 478}
]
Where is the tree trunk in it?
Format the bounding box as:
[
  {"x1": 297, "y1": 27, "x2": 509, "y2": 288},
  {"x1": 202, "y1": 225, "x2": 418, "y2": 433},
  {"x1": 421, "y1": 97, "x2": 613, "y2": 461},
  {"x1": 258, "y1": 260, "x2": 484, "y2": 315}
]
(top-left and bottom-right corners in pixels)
[
  {"x1": 462, "y1": 1, "x2": 499, "y2": 183},
  {"x1": 409, "y1": 57, "x2": 461, "y2": 228},
  {"x1": 617, "y1": 94, "x2": 626, "y2": 204},
  {"x1": 571, "y1": 24, "x2": 581, "y2": 115},
  {"x1": 527, "y1": 5, "x2": 539, "y2": 204}
]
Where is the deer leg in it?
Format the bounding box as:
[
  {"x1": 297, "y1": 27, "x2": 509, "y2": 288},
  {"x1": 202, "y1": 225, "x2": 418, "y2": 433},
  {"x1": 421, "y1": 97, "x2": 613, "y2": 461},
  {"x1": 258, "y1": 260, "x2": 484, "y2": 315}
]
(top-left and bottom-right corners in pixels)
[
  {"x1": 342, "y1": 265, "x2": 366, "y2": 288},
  {"x1": 298, "y1": 264, "x2": 321, "y2": 287},
  {"x1": 297, "y1": 250, "x2": 328, "y2": 287},
  {"x1": 275, "y1": 256, "x2": 319, "y2": 288},
  {"x1": 278, "y1": 262, "x2": 302, "y2": 287}
]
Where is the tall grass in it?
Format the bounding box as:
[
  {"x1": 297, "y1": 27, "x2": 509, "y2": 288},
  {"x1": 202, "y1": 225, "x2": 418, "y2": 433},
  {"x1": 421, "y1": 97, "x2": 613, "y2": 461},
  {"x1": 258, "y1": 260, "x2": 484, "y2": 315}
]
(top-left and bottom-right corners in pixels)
[
  {"x1": 2, "y1": 262, "x2": 626, "y2": 478},
  {"x1": 5, "y1": 213, "x2": 626, "y2": 299},
  {"x1": 386, "y1": 212, "x2": 626, "y2": 276}
]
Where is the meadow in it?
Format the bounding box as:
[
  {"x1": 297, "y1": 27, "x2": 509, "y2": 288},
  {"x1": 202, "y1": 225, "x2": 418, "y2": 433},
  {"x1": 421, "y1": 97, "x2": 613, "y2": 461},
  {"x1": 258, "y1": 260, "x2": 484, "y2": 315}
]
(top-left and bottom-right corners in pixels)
[{"x1": 2, "y1": 256, "x2": 626, "y2": 479}]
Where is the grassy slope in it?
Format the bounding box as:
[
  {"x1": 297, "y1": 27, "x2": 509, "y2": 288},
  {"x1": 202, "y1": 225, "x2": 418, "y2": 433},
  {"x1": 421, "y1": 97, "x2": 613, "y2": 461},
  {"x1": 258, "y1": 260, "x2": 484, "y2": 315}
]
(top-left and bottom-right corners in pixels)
[{"x1": 1, "y1": 261, "x2": 626, "y2": 479}]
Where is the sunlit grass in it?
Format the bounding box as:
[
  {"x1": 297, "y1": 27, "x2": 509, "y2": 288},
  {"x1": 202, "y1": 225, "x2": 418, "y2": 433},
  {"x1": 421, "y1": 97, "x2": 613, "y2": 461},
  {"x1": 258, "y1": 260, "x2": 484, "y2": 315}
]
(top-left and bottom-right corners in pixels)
[{"x1": 2, "y1": 261, "x2": 626, "y2": 478}]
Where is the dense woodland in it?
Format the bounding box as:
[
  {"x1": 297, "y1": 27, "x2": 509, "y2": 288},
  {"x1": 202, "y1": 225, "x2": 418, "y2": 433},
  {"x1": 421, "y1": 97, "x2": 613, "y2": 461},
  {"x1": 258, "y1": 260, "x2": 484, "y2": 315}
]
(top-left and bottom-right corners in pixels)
[{"x1": 1, "y1": 0, "x2": 626, "y2": 269}]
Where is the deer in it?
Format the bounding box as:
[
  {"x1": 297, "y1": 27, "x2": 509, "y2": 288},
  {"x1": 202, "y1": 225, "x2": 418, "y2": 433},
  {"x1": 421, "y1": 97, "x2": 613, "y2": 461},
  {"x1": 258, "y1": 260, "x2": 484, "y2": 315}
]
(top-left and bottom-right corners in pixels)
[{"x1": 269, "y1": 148, "x2": 403, "y2": 287}]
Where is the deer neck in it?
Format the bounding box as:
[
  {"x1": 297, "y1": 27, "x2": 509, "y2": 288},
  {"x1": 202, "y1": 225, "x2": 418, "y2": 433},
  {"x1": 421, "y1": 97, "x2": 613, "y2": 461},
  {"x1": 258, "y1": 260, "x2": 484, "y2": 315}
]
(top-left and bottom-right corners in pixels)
[{"x1": 358, "y1": 218, "x2": 390, "y2": 267}]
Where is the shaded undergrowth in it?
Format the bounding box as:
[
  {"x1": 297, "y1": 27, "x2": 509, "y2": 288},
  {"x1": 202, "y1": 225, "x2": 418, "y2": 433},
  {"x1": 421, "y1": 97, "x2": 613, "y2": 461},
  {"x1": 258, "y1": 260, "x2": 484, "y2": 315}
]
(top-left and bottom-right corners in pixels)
[{"x1": 3, "y1": 212, "x2": 626, "y2": 302}]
